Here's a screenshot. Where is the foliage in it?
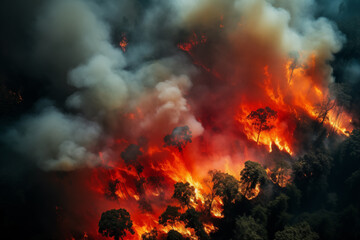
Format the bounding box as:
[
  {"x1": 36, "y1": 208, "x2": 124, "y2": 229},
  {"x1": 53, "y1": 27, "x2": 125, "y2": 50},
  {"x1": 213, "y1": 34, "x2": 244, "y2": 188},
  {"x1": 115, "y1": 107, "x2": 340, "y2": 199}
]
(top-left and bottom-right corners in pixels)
[
  {"x1": 247, "y1": 107, "x2": 277, "y2": 143},
  {"x1": 210, "y1": 170, "x2": 239, "y2": 204},
  {"x1": 251, "y1": 205, "x2": 268, "y2": 226},
  {"x1": 98, "y1": 209, "x2": 135, "y2": 240},
  {"x1": 105, "y1": 179, "x2": 120, "y2": 200},
  {"x1": 233, "y1": 215, "x2": 267, "y2": 240},
  {"x1": 167, "y1": 230, "x2": 184, "y2": 240},
  {"x1": 240, "y1": 161, "x2": 267, "y2": 199},
  {"x1": 274, "y1": 222, "x2": 319, "y2": 240},
  {"x1": 159, "y1": 206, "x2": 181, "y2": 227},
  {"x1": 340, "y1": 129, "x2": 360, "y2": 170},
  {"x1": 180, "y1": 208, "x2": 210, "y2": 240},
  {"x1": 172, "y1": 182, "x2": 196, "y2": 208},
  {"x1": 267, "y1": 194, "x2": 290, "y2": 238},
  {"x1": 164, "y1": 126, "x2": 192, "y2": 152},
  {"x1": 293, "y1": 152, "x2": 332, "y2": 183}
]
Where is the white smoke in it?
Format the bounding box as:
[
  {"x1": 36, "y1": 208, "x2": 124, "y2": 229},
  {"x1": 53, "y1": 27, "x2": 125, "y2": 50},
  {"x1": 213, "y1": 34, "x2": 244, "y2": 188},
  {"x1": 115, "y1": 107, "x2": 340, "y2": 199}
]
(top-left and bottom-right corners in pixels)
[
  {"x1": 6, "y1": 106, "x2": 101, "y2": 171},
  {"x1": 140, "y1": 75, "x2": 204, "y2": 137}
]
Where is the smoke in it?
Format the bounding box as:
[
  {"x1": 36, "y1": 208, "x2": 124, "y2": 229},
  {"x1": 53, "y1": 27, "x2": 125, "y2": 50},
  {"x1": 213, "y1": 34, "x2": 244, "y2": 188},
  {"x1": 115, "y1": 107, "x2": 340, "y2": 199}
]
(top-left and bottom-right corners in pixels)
[
  {"x1": 2, "y1": 0, "x2": 204, "y2": 171},
  {"x1": 5, "y1": 106, "x2": 101, "y2": 171}
]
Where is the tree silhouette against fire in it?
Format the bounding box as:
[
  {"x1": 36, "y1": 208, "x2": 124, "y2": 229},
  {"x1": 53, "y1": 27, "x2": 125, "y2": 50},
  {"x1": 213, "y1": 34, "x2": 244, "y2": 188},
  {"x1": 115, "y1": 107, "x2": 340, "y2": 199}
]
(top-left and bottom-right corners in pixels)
[
  {"x1": 247, "y1": 107, "x2": 278, "y2": 144},
  {"x1": 98, "y1": 209, "x2": 135, "y2": 240},
  {"x1": 164, "y1": 126, "x2": 192, "y2": 152}
]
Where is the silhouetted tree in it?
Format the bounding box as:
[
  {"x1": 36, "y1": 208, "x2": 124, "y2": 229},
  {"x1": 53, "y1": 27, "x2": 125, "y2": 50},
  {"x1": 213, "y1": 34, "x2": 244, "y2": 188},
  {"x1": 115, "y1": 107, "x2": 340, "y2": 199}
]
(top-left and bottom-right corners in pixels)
[
  {"x1": 240, "y1": 161, "x2": 267, "y2": 199},
  {"x1": 159, "y1": 206, "x2": 181, "y2": 228},
  {"x1": 180, "y1": 208, "x2": 210, "y2": 240},
  {"x1": 210, "y1": 170, "x2": 239, "y2": 205},
  {"x1": 98, "y1": 209, "x2": 135, "y2": 240},
  {"x1": 274, "y1": 221, "x2": 319, "y2": 240},
  {"x1": 267, "y1": 194, "x2": 290, "y2": 239},
  {"x1": 105, "y1": 179, "x2": 120, "y2": 200},
  {"x1": 172, "y1": 182, "x2": 195, "y2": 208},
  {"x1": 203, "y1": 174, "x2": 217, "y2": 215},
  {"x1": 314, "y1": 96, "x2": 336, "y2": 125},
  {"x1": 164, "y1": 126, "x2": 192, "y2": 152},
  {"x1": 247, "y1": 107, "x2": 277, "y2": 144},
  {"x1": 142, "y1": 228, "x2": 158, "y2": 240},
  {"x1": 340, "y1": 129, "x2": 360, "y2": 176},
  {"x1": 287, "y1": 52, "x2": 300, "y2": 84},
  {"x1": 251, "y1": 205, "x2": 268, "y2": 226},
  {"x1": 330, "y1": 83, "x2": 351, "y2": 131},
  {"x1": 233, "y1": 215, "x2": 267, "y2": 240},
  {"x1": 294, "y1": 152, "x2": 332, "y2": 184},
  {"x1": 121, "y1": 144, "x2": 142, "y2": 166},
  {"x1": 167, "y1": 230, "x2": 184, "y2": 240}
]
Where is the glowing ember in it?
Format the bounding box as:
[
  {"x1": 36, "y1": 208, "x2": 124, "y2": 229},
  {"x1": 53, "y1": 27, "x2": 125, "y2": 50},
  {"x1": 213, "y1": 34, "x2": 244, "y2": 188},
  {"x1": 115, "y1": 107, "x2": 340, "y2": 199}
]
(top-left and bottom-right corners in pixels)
[{"x1": 119, "y1": 34, "x2": 128, "y2": 52}]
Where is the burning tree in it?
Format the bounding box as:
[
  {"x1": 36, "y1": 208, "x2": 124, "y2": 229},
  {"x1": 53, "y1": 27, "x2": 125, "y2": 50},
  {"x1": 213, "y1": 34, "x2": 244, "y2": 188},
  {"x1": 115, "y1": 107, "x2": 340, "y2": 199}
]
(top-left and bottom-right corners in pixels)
[
  {"x1": 141, "y1": 228, "x2": 158, "y2": 240},
  {"x1": 313, "y1": 96, "x2": 336, "y2": 125},
  {"x1": 180, "y1": 208, "x2": 210, "y2": 240},
  {"x1": 172, "y1": 182, "x2": 196, "y2": 208},
  {"x1": 98, "y1": 209, "x2": 135, "y2": 240},
  {"x1": 158, "y1": 206, "x2": 181, "y2": 228},
  {"x1": 210, "y1": 170, "x2": 239, "y2": 206},
  {"x1": 247, "y1": 107, "x2": 277, "y2": 144},
  {"x1": 240, "y1": 161, "x2": 267, "y2": 199},
  {"x1": 164, "y1": 126, "x2": 192, "y2": 152}
]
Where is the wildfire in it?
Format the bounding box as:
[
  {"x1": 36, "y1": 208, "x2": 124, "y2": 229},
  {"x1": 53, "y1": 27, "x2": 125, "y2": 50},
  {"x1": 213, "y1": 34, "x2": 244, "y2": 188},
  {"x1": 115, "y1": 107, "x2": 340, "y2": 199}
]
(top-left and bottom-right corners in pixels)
[{"x1": 79, "y1": 17, "x2": 354, "y2": 240}]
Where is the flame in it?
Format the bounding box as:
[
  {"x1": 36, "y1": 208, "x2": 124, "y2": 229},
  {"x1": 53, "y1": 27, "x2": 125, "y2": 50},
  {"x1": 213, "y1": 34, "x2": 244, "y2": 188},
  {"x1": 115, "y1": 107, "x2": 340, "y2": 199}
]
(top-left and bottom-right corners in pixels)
[
  {"x1": 204, "y1": 223, "x2": 217, "y2": 234},
  {"x1": 210, "y1": 197, "x2": 224, "y2": 218},
  {"x1": 266, "y1": 168, "x2": 291, "y2": 188},
  {"x1": 235, "y1": 53, "x2": 353, "y2": 156},
  {"x1": 119, "y1": 34, "x2": 128, "y2": 52},
  {"x1": 240, "y1": 182, "x2": 261, "y2": 200}
]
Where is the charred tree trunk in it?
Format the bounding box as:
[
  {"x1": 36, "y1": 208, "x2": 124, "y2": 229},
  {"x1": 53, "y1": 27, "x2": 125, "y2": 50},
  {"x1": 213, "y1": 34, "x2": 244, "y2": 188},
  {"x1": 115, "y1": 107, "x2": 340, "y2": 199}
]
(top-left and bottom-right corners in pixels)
[{"x1": 256, "y1": 122, "x2": 263, "y2": 144}]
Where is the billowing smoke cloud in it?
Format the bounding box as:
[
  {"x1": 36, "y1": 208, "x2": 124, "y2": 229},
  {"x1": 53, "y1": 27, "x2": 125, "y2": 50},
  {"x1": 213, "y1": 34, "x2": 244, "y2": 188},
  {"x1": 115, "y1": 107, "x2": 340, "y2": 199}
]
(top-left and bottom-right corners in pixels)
[
  {"x1": 5, "y1": 106, "x2": 101, "y2": 171},
  {"x1": 2, "y1": 0, "x2": 203, "y2": 170}
]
